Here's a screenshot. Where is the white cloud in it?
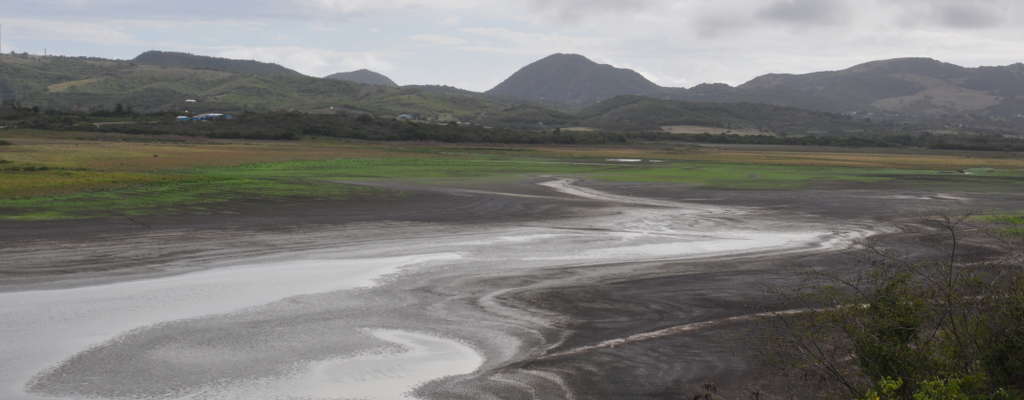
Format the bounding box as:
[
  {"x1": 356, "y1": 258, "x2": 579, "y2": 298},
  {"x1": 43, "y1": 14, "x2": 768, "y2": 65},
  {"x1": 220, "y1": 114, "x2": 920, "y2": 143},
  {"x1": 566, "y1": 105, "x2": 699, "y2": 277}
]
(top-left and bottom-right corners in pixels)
[
  {"x1": 410, "y1": 34, "x2": 468, "y2": 46},
  {"x1": 524, "y1": 0, "x2": 656, "y2": 21},
  {"x1": 3, "y1": 18, "x2": 139, "y2": 45},
  {"x1": 207, "y1": 46, "x2": 396, "y2": 78},
  {"x1": 458, "y1": 27, "x2": 609, "y2": 55},
  {"x1": 293, "y1": 0, "x2": 486, "y2": 16}
]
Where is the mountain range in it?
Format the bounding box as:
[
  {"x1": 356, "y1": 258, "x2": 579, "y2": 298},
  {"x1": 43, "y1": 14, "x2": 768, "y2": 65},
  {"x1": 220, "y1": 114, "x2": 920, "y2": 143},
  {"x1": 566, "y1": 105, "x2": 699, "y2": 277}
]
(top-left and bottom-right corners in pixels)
[
  {"x1": 488, "y1": 53, "x2": 1024, "y2": 121},
  {"x1": 2, "y1": 50, "x2": 1023, "y2": 134}
]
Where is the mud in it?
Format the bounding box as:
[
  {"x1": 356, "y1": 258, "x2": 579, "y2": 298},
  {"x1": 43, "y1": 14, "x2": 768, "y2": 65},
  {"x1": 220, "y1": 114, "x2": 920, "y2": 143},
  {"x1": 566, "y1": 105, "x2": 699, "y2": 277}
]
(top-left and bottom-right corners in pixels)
[{"x1": 0, "y1": 178, "x2": 1019, "y2": 400}]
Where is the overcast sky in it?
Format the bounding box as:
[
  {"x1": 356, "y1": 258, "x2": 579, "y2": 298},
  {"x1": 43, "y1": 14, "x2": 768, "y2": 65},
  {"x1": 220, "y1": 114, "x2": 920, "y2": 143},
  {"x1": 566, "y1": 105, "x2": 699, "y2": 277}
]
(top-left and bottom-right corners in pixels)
[{"x1": 2, "y1": 0, "x2": 1023, "y2": 91}]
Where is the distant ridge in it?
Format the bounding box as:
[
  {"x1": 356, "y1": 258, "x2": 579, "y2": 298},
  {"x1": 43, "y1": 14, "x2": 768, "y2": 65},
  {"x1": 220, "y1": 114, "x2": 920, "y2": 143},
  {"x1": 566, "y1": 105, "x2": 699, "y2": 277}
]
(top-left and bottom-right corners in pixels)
[
  {"x1": 489, "y1": 53, "x2": 1024, "y2": 119},
  {"x1": 2, "y1": 50, "x2": 1023, "y2": 131},
  {"x1": 715, "y1": 57, "x2": 1024, "y2": 117},
  {"x1": 325, "y1": 69, "x2": 398, "y2": 87},
  {"x1": 132, "y1": 51, "x2": 303, "y2": 77},
  {"x1": 487, "y1": 53, "x2": 663, "y2": 108}
]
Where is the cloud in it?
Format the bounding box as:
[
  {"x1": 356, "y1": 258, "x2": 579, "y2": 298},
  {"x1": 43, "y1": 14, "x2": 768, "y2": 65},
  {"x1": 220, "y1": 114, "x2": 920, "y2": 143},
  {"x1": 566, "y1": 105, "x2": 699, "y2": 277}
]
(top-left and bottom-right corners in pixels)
[
  {"x1": 2, "y1": 0, "x2": 486, "y2": 21},
  {"x1": 457, "y1": 27, "x2": 608, "y2": 55},
  {"x1": 755, "y1": 0, "x2": 849, "y2": 26},
  {"x1": 933, "y1": 4, "x2": 1005, "y2": 29},
  {"x1": 884, "y1": 0, "x2": 1012, "y2": 30},
  {"x1": 524, "y1": 0, "x2": 657, "y2": 22},
  {"x1": 2, "y1": 18, "x2": 139, "y2": 45},
  {"x1": 410, "y1": 34, "x2": 468, "y2": 46},
  {"x1": 693, "y1": 12, "x2": 753, "y2": 38},
  {"x1": 206, "y1": 46, "x2": 395, "y2": 78},
  {"x1": 300, "y1": 0, "x2": 479, "y2": 14}
]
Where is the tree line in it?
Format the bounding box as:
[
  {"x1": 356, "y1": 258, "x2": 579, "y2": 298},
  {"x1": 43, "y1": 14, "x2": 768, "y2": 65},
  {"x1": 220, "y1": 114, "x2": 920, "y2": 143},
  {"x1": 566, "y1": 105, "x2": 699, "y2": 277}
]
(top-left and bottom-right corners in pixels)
[{"x1": 4, "y1": 107, "x2": 1023, "y2": 151}]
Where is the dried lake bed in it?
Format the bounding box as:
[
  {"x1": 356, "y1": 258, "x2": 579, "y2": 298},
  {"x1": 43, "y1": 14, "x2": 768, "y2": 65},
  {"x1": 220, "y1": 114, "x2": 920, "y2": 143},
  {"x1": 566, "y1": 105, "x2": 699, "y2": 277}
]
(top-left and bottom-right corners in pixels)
[{"x1": 2, "y1": 178, "x2": 1001, "y2": 400}]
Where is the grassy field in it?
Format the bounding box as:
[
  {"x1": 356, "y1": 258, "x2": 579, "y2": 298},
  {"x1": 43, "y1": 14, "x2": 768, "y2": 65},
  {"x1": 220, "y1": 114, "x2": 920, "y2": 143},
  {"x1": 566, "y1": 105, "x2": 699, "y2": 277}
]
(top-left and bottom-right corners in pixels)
[
  {"x1": 2, "y1": 129, "x2": 1023, "y2": 220},
  {"x1": 977, "y1": 212, "x2": 1024, "y2": 238}
]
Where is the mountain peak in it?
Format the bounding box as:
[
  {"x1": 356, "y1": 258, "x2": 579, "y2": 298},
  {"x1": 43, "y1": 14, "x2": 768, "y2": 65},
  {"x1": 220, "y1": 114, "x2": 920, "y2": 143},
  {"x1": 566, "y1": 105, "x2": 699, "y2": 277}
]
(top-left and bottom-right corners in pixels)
[
  {"x1": 325, "y1": 69, "x2": 398, "y2": 87},
  {"x1": 486, "y1": 53, "x2": 662, "y2": 107},
  {"x1": 539, "y1": 53, "x2": 594, "y2": 63},
  {"x1": 845, "y1": 57, "x2": 963, "y2": 76}
]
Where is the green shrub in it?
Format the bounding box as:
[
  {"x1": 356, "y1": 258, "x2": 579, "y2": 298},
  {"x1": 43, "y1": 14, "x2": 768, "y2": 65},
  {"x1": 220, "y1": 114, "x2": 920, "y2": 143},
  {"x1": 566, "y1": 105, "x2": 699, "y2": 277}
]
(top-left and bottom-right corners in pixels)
[{"x1": 773, "y1": 217, "x2": 1024, "y2": 400}]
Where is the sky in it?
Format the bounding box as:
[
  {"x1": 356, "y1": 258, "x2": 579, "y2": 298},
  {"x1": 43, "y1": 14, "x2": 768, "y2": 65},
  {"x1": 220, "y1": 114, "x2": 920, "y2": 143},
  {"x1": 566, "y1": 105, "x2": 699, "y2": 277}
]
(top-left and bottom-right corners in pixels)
[{"x1": 2, "y1": 0, "x2": 1023, "y2": 91}]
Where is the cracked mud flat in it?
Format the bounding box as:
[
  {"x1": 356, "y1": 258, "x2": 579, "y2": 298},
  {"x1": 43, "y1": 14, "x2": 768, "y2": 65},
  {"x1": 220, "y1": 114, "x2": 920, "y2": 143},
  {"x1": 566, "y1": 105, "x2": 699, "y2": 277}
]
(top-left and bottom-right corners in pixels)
[{"x1": 0, "y1": 178, "x2": 995, "y2": 400}]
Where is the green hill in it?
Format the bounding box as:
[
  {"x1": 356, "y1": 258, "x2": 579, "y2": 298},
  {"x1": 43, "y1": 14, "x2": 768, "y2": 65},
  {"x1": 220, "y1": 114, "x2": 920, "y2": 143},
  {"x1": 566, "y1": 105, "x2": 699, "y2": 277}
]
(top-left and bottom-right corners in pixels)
[
  {"x1": 325, "y1": 69, "x2": 398, "y2": 87},
  {"x1": 133, "y1": 51, "x2": 304, "y2": 77},
  {"x1": 487, "y1": 53, "x2": 663, "y2": 108},
  {"x1": 0, "y1": 53, "x2": 506, "y2": 120},
  {"x1": 0, "y1": 52, "x2": 932, "y2": 137},
  {"x1": 578, "y1": 95, "x2": 885, "y2": 136}
]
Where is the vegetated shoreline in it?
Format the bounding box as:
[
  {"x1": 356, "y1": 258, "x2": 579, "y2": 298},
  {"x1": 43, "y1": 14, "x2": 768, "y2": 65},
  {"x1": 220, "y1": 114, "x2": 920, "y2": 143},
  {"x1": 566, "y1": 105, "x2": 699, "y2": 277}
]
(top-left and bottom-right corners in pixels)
[
  {"x1": 2, "y1": 177, "x2": 1021, "y2": 399},
  {"x1": 4, "y1": 128, "x2": 1024, "y2": 223}
]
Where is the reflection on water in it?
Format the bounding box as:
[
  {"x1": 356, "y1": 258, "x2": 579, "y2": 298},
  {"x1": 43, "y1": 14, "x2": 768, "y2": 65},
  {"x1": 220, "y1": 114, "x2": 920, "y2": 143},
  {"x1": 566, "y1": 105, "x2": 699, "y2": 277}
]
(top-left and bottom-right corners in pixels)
[{"x1": 189, "y1": 329, "x2": 483, "y2": 400}]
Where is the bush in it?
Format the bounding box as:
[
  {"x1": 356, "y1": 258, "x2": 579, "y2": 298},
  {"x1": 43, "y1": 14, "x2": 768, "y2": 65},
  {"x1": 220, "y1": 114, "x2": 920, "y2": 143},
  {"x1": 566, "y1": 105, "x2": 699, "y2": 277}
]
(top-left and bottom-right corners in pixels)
[{"x1": 769, "y1": 216, "x2": 1024, "y2": 400}]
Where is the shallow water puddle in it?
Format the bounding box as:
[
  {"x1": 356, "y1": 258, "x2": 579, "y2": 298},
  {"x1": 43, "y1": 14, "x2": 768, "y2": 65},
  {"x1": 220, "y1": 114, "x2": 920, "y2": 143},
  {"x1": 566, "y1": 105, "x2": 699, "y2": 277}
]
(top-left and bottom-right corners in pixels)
[
  {"x1": 0, "y1": 253, "x2": 462, "y2": 400},
  {"x1": 191, "y1": 329, "x2": 483, "y2": 400}
]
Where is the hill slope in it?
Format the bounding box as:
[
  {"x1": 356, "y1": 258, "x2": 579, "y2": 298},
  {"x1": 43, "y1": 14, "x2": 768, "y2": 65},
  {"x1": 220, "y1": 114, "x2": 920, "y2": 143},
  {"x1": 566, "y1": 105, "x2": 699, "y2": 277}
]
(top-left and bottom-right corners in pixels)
[
  {"x1": 133, "y1": 51, "x2": 304, "y2": 77},
  {"x1": 487, "y1": 54, "x2": 663, "y2": 108},
  {"x1": 683, "y1": 58, "x2": 1024, "y2": 120},
  {"x1": 714, "y1": 58, "x2": 1019, "y2": 117},
  {"x1": 325, "y1": 69, "x2": 398, "y2": 87},
  {"x1": 6, "y1": 51, "x2": 1022, "y2": 135},
  {"x1": 490, "y1": 54, "x2": 1024, "y2": 121},
  {"x1": 578, "y1": 95, "x2": 883, "y2": 136},
  {"x1": 0, "y1": 53, "x2": 505, "y2": 119}
]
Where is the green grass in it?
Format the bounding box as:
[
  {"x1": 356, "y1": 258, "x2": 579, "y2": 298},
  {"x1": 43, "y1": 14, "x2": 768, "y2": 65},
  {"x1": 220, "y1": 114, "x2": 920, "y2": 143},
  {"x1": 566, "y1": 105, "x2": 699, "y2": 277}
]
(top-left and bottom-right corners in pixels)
[
  {"x1": 593, "y1": 162, "x2": 934, "y2": 189},
  {"x1": 0, "y1": 175, "x2": 376, "y2": 220},
  {"x1": 199, "y1": 157, "x2": 621, "y2": 180},
  {"x1": 977, "y1": 213, "x2": 1024, "y2": 238},
  {"x1": 4, "y1": 144, "x2": 1024, "y2": 221},
  {"x1": 0, "y1": 156, "x2": 617, "y2": 220},
  {"x1": 0, "y1": 166, "x2": 188, "y2": 198}
]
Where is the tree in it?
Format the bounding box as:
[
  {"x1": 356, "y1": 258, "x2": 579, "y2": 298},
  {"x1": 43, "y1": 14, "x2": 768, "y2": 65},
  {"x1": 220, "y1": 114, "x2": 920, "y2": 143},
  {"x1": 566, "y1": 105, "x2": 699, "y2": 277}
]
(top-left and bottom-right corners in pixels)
[{"x1": 767, "y1": 215, "x2": 1024, "y2": 400}]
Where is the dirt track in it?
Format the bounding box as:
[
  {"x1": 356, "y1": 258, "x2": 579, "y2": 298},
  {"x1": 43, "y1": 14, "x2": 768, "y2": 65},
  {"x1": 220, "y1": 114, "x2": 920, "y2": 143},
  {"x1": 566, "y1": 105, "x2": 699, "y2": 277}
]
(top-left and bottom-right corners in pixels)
[{"x1": 1, "y1": 179, "x2": 1020, "y2": 400}]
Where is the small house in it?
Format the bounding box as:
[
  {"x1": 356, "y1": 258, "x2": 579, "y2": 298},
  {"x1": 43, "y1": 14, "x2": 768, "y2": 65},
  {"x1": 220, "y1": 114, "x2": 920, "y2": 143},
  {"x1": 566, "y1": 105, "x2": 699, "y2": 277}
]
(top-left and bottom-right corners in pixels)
[{"x1": 193, "y1": 113, "x2": 229, "y2": 121}]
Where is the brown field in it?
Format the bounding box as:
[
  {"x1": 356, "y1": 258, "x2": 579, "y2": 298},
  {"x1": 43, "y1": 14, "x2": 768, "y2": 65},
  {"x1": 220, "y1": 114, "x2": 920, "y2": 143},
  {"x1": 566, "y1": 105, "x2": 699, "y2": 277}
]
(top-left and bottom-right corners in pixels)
[
  {"x1": 529, "y1": 144, "x2": 1024, "y2": 170},
  {"x1": 0, "y1": 130, "x2": 418, "y2": 171},
  {"x1": 5, "y1": 129, "x2": 1023, "y2": 174},
  {"x1": 560, "y1": 127, "x2": 598, "y2": 132},
  {"x1": 660, "y1": 125, "x2": 769, "y2": 136},
  {"x1": 47, "y1": 78, "x2": 102, "y2": 93}
]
